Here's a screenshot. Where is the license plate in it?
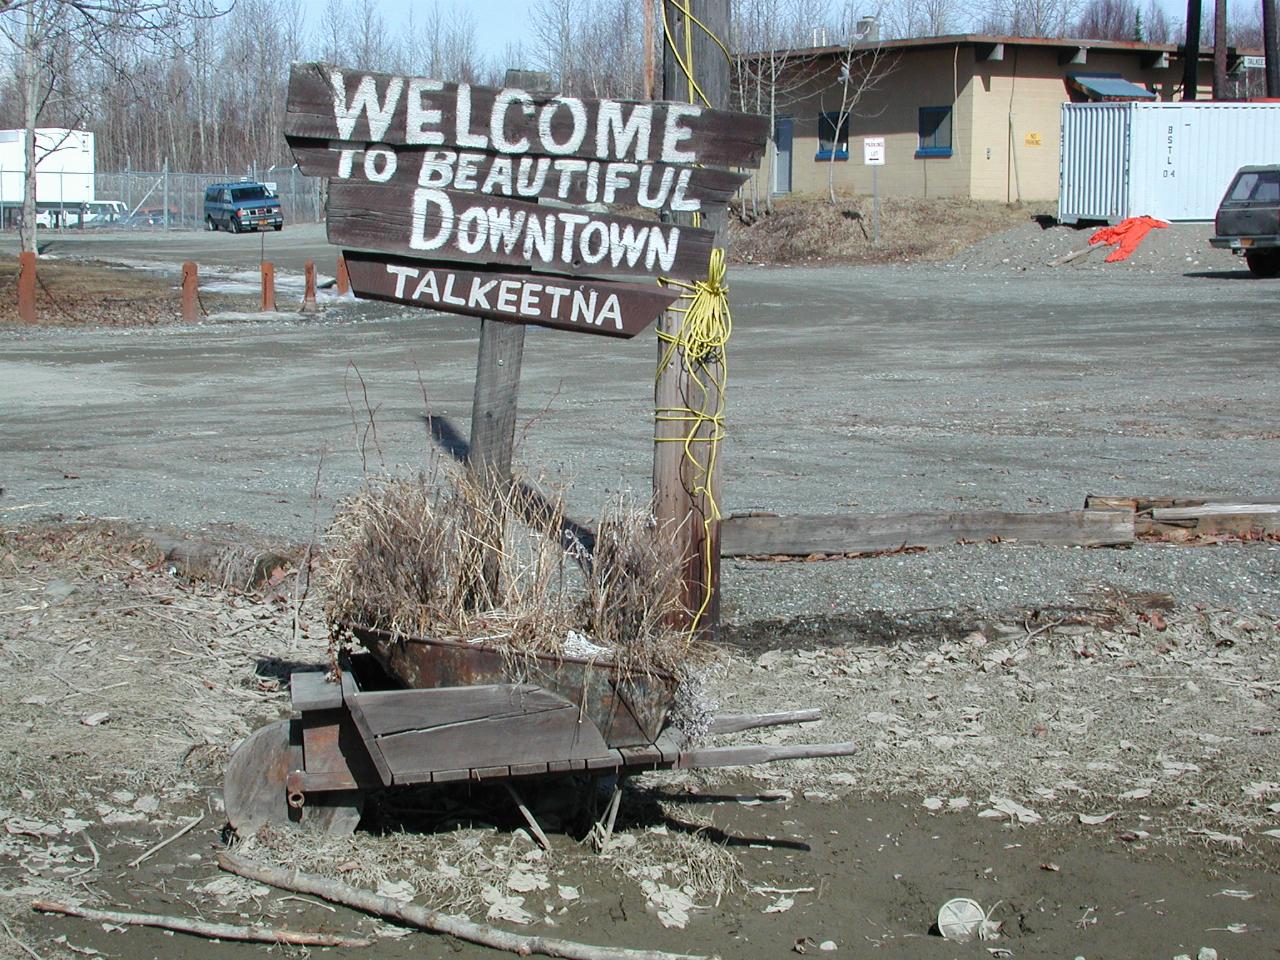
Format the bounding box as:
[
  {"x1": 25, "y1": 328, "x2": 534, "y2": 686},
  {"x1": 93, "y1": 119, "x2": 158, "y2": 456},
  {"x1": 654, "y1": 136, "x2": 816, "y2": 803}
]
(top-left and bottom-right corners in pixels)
[{"x1": 1239, "y1": 238, "x2": 1254, "y2": 247}]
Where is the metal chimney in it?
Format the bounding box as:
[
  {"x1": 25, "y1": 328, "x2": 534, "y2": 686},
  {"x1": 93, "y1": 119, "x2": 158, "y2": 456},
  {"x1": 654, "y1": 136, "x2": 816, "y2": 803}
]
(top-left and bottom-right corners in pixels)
[{"x1": 856, "y1": 15, "x2": 880, "y2": 43}]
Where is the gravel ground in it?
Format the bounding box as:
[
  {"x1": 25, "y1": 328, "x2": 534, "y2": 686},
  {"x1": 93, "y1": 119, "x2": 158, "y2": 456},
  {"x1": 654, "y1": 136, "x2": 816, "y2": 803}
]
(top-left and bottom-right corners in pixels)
[{"x1": 2, "y1": 219, "x2": 1275, "y2": 631}]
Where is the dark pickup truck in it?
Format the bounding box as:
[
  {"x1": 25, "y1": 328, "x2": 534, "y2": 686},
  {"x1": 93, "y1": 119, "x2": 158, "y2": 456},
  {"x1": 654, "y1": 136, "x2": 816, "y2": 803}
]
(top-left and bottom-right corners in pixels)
[{"x1": 1211, "y1": 165, "x2": 1280, "y2": 277}]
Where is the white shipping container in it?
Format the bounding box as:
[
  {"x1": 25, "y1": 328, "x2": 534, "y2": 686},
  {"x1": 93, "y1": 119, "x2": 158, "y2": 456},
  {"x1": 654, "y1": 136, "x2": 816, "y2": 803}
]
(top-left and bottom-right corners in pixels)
[
  {"x1": 1059, "y1": 101, "x2": 1280, "y2": 223},
  {"x1": 0, "y1": 128, "x2": 95, "y2": 206}
]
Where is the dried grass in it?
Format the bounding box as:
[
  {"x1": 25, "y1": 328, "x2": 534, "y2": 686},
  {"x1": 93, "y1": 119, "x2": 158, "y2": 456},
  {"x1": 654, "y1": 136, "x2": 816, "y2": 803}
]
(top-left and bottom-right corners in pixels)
[
  {"x1": 728, "y1": 195, "x2": 1034, "y2": 266},
  {"x1": 323, "y1": 468, "x2": 706, "y2": 679}
]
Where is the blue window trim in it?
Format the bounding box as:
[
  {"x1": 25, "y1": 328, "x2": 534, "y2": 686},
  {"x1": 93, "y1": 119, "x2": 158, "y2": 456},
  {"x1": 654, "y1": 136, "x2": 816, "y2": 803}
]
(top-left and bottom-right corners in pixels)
[
  {"x1": 815, "y1": 149, "x2": 849, "y2": 161},
  {"x1": 917, "y1": 105, "x2": 953, "y2": 160}
]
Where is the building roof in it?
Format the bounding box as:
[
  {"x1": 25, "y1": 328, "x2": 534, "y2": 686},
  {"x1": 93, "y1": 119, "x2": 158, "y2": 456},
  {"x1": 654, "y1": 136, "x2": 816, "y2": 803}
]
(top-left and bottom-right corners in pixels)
[{"x1": 742, "y1": 32, "x2": 1258, "y2": 63}]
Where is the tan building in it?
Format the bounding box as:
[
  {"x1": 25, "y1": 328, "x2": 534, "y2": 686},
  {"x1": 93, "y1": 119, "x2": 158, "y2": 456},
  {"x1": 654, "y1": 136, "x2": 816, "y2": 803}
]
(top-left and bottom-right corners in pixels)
[{"x1": 745, "y1": 34, "x2": 1238, "y2": 203}]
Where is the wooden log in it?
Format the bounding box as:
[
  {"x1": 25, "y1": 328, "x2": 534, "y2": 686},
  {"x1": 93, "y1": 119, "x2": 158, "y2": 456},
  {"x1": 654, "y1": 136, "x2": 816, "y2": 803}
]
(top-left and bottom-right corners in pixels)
[
  {"x1": 17, "y1": 251, "x2": 36, "y2": 324},
  {"x1": 708, "y1": 709, "x2": 822, "y2": 736},
  {"x1": 285, "y1": 62, "x2": 768, "y2": 168},
  {"x1": 342, "y1": 253, "x2": 679, "y2": 338},
  {"x1": 719, "y1": 509, "x2": 1135, "y2": 557},
  {"x1": 218, "y1": 853, "x2": 710, "y2": 960},
  {"x1": 675, "y1": 741, "x2": 858, "y2": 769},
  {"x1": 289, "y1": 141, "x2": 749, "y2": 211},
  {"x1": 32, "y1": 899, "x2": 371, "y2": 948},
  {"x1": 1151, "y1": 503, "x2": 1280, "y2": 520},
  {"x1": 326, "y1": 181, "x2": 715, "y2": 282}
]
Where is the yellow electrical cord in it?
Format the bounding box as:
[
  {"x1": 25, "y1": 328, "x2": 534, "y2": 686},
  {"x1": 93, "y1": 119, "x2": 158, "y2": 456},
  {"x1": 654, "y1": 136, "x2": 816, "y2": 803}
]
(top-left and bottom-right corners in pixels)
[{"x1": 655, "y1": 0, "x2": 734, "y2": 639}]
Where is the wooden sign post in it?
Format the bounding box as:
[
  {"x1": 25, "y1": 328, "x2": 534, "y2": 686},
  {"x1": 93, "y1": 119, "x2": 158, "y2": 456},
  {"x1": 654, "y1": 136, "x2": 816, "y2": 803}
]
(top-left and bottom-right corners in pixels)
[
  {"x1": 283, "y1": 56, "x2": 766, "y2": 607},
  {"x1": 656, "y1": 0, "x2": 732, "y2": 642}
]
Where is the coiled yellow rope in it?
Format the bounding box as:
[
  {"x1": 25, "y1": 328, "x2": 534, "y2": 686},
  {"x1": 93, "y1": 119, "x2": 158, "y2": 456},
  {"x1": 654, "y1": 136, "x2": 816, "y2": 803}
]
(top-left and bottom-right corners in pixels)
[{"x1": 655, "y1": 1, "x2": 734, "y2": 639}]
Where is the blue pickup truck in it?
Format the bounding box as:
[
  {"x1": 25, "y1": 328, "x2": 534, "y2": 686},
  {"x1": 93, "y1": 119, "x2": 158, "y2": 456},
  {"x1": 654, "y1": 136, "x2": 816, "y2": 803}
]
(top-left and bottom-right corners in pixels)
[{"x1": 203, "y1": 181, "x2": 284, "y2": 233}]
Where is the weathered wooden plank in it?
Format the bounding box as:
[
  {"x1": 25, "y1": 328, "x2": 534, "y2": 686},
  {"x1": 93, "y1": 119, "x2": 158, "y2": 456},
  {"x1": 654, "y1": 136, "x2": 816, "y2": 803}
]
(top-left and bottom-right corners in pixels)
[
  {"x1": 707, "y1": 709, "x2": 822, "y2": 736},
  {"x1": 343, "y1": 253, "x2": 678, "y2": 338},
  {"x1": 1085, "y1": 495, "x2": 1280, "y2": 514},
  {"x1": 675, "y1": 741, "x2": 858, "y2": 770},
  {"x1": 291, "y1": 670, "x2": 342, "y2": 713},
  {"x1": 509, "y1": 761, "x2": 550, "y2": 777},
  {"x1": 328, "y1": 182, "x2": 714, "y2": 282},
  {"x1": 285, "y1": 63, "x2": 768, "y2": 168},
  {"x1": 289, "y1": 141, "x2": 749, "y2": 211},
  {"x1": 719, "y1": 509, "x2": 1135, "y2": 557},
  {"x1": 618, "y1": 744, "x2": 663, "y2": 767},
  {"x1": 430, "y1": 768, "x2": 470, "y2": 783},
  {"x1": 346, "y1": 683, "x2": 570, "y2": 739},
  {"x1": 340, "y1": 671, "x2": 394, "y2": 787},
  {"x1": 1151, "y1": 503, "x2": 1280, "y2": 520},
  {"x1": 473, "y1": 765, "x2": 511, "y2": 780},
  {"x1": 585, "y1": 755, "x2": 622, "y2": 770},
  {"x1": 376, "y1": 705, "x2": 611, "y2": 782}
]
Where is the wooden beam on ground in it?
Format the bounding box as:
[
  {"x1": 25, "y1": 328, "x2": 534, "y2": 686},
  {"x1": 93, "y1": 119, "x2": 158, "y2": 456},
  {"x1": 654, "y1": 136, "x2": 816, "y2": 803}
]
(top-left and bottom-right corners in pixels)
[
  {"x1": 719, "y1": 509, "x2": 1135, "y2": 558},
  {"x1": 1085, "y1": 495, "x2": 1280, "y2": 538}
]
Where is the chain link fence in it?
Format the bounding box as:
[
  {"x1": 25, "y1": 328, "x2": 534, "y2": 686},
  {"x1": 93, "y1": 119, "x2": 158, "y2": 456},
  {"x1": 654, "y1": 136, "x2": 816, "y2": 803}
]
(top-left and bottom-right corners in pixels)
[{"x1": 2, "y1": 164, "x2": 323, "y2": 231}]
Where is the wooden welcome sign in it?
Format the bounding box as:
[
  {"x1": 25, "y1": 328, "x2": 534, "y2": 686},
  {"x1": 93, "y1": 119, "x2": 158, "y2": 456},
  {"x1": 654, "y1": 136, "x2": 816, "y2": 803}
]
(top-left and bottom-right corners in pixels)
[{"x1": 283, "y1": 62, "x2": 769, "y2": 337}]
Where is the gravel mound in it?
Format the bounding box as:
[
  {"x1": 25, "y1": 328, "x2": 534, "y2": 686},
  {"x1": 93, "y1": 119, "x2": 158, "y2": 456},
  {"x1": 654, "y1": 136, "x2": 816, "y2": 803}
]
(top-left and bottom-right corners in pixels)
[{"x1": 943, "y1": 218, "x2": 1243, "y2": 276}]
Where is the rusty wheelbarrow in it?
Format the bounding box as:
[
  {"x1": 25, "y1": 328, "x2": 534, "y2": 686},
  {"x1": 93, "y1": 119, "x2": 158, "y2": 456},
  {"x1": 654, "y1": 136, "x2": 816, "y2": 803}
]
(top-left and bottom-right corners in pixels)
[{"x1": 225, "y1": 627, "x2": 856, "y2": 837}]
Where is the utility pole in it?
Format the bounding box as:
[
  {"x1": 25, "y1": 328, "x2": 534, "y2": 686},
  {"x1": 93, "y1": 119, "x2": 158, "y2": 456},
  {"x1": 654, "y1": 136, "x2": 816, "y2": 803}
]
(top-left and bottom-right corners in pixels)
[
  {"x1": 1183, "y1": 0, "x2": 1203, "y2": 99},
  {"x1": 1213, "y1": 0, "x2": 1228, "y2": 99},
  {"x1": 1265, "y1": 0, "x2": 1280, "y2": 97},
  {"x1": 655, "y1": 0, "x2": 730, "y2": 642}
]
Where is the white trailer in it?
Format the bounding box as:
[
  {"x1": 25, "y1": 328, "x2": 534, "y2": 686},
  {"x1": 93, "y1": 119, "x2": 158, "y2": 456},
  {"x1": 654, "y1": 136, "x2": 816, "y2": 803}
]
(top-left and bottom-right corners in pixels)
[
  {"x1": 1059, "y1": 102, "x2": 1280, "y2": 223},
  {"x1": 0, "y1": 127, "x2": 96, "y2": 209}
]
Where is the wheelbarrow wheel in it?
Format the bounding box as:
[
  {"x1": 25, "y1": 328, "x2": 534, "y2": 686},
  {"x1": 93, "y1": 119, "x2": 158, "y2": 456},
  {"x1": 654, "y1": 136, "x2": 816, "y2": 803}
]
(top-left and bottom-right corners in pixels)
[{"x1": 224, "y1": 719, "x2": 364, "y2": 837}]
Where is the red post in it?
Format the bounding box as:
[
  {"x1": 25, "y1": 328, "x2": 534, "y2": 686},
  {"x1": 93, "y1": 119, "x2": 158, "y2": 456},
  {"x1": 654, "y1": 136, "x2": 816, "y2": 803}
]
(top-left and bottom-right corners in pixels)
[
  {"x1": 17, "y1": 251, "x2": 36, "y2": 324},
  {"x1": 336, "y1": 254, "x2": 350, "y2": 296},
  {"x1": 261, "y1": 261, "x2": 275, "y2": 312},
  {"x1": 181, "y1": 261, "x2": 199, "y2": 323},
  {"x1": 302, "y1": 259, "x2": 318, "y2": 312}
]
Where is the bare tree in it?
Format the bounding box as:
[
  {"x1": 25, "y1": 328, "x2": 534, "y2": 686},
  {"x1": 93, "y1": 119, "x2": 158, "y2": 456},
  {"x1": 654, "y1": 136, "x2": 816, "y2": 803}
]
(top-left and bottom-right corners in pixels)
[
  {"x1": 881, "y1": 0, "x2": 961, "y2": 38},
  {"x1": 1, "y1": 0, "x2": 228, "y2": 251},
  {"x1": 977, "y1": 0, "x2": 1083, "y2": 37},
  {"x1": 1075, "y1": 0, "x2": 1140, "y2": 39},
  {"x1": 733, "y1": 0, "x2": 836, "y2": 216},
  {"x1": 818, "y1": 36, "x2": 894, "y2": 204}
]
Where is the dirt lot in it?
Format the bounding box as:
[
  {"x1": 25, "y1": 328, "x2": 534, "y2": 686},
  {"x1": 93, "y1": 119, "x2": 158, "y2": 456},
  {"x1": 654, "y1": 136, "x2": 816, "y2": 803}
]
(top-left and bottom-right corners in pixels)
[{"x1": 0, "y1": 218, "x2": 1277, "y2": 959}]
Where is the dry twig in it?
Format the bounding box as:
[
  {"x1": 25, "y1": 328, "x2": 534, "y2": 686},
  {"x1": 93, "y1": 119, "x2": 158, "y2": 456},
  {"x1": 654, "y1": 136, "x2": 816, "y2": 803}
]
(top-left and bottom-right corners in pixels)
[
  {"x1": 219, "y1": 851, "x2": 709, "y2": 960},
  {"x1": 31, "y1": 900, "x2": 371, "y2": 947}
]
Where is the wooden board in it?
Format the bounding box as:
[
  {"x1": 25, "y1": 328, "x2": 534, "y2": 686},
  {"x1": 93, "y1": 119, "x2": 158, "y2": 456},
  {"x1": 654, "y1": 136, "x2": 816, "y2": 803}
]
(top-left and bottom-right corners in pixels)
[
  {"x1": 346, "y1": 683, "x2": 570, "y2": 738},
  {"x1": 719, "y1": 509, "x2": 1135, "y2": 557},
  {"x1": 374, "y1": 704, "x2": 612, "y2": 783},
  {"x1": 343, "y1": 252, "x2": 678, "y2": 337},
  {"x1": 328, "y1": 182, "x2": 713, "y2": 282},
  {"x1": 285, "y1": 63, "x2": 768, "y2": 169},
  {"x1": 290, "y1": 670, "x2": 342, "y2": 713},
  {"x1": 289, "y1": 141, "x2": 749, "y2": 211},
  {"x1": 1150, "y1": 503, "x2": 1280, "y2": 520}
]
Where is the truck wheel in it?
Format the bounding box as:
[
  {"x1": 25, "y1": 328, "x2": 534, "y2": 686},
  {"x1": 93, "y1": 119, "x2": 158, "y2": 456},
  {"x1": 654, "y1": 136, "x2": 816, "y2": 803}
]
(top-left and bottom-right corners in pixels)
[
  {"x1": 273, "y1": 224, "x2": 283, "y2": 231},
  {"x1": 206, "y1": 216, "x2": 216, "y2": 232},
  {"x1": 1245, "y1": 251, "x2": 1280, "y2": 278},
  {"x1": 229, "y1": 217, "x2": 241, "y2": 234}
]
